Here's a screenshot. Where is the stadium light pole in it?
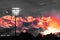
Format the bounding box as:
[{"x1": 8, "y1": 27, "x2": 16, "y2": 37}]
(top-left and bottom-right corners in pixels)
[{"x1": 12, "y1": 8, "x2": 21, "y2": 36}]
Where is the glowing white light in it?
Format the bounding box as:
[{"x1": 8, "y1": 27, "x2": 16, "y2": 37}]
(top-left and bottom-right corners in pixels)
[{"x1": 12, "y1": 8, "x2": 21, "y2": 16}]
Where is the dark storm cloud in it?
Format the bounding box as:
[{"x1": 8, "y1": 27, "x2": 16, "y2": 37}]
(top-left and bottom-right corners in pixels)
[{"x1": 0, "y1": 0, "x2": 60, "y2": 16}]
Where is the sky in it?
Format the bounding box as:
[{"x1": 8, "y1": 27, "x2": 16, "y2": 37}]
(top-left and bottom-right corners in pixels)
[{"x1": 0, "y1": 0, "x2": 60, "y2": 16}]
